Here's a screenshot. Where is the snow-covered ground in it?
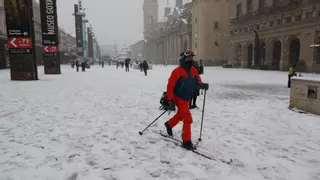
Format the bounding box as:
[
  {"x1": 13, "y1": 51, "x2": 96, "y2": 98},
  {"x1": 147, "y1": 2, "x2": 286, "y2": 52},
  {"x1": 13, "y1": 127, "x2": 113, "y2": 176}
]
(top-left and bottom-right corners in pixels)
[{"x1": 0, "y1": 65, "x2": 319, "y2": 180}]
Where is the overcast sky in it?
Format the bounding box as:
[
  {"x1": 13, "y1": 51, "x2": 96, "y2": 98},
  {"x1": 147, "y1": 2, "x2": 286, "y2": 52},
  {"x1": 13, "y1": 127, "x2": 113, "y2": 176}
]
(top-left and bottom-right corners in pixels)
[{"x1": 55, "y1": 0, "x2": 179, "y2": 47}]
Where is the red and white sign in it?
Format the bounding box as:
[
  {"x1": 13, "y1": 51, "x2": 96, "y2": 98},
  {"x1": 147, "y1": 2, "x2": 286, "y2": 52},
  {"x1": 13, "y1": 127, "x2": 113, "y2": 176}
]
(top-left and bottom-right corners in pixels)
[
  {"x1": 42, "y1": 46, "x2": 58, "y2": 53},
  {"x1": 8, "y1": 37, "x2": 32, "y2": 49}
]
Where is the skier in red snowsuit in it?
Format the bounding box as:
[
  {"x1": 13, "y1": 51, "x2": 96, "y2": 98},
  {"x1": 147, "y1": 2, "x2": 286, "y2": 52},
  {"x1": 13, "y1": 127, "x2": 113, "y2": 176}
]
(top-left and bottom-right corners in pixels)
[{"x1": 164, "y1": 50, "x2": 209, "y2": 150}]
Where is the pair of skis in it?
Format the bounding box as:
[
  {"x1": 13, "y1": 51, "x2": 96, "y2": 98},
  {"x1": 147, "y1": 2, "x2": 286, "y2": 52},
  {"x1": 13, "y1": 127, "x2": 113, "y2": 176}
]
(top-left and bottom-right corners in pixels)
[
  {"x1": 155, "y1": 130, "x2": 233, "y2": 165},
  {"x1": 140, "y1": 90, "x2": 233, "y2": 165}
]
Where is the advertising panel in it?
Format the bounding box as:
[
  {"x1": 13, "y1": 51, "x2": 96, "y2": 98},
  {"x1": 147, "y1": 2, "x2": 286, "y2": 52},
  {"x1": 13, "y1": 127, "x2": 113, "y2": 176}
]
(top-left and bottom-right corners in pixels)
[
  {"x1": 4, "y1": 0, "x2": 33, "y2": 54},
  {"x1": 40, "y1": 0, "x2": 59, "y2": 56},
  {"x1": 74, "y1": 4, "x2": 83, "y2": 56}
]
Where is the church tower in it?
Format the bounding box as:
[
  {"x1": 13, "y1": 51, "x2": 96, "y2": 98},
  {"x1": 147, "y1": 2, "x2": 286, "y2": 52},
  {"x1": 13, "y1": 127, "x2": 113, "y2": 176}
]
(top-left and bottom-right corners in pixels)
[{"x1": 143, "y1": 0, "x2": 158, "y2": 38}]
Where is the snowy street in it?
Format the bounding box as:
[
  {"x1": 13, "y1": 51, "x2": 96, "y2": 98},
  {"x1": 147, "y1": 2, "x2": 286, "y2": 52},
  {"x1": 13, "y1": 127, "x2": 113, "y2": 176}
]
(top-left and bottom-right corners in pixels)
[{"x1": 0, "y1": 65, "x2": 320, "y2": 180}]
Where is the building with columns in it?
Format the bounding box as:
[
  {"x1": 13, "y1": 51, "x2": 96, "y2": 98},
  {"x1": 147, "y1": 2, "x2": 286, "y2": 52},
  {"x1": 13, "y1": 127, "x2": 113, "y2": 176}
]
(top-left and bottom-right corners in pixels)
[
  {"x1": 228, "y1": 0, "x2": 320, "y2": 73},
  {"x1": 142, "y1": 0, "x2": 192, "y2": 64},
  {"x1": 192, "y1": 0, "x2": 230, "y2": 65}
]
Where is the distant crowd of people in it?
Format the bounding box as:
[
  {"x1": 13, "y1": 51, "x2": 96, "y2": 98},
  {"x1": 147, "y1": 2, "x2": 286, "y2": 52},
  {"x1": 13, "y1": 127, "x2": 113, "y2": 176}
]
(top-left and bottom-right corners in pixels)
[
  {"x1": 69, "y1": 55, "x2": 205, "y2": 83},
  {"x1": 113, "y1": 58, "x2": 150, "y2": 76},
  {"x1": 71, "y1": 58, "x2": 89, "y2": 72}
]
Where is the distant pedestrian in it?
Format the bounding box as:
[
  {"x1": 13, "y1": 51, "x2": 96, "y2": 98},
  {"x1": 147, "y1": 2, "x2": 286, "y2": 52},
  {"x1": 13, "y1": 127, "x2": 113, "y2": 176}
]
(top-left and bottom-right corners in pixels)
[
  {"x1": 139, "y1": 62, "x2": 144, "y2": 72},
  {"x1": 125, "y1": 58, "x2": 131, "y2": 72},
  {"x1": 142, "y1": 60, "x2": 149, "y2": 76},
  {"x1": 81, "y1": 61, "x2": 86, "y2": 72},
  {"x1": 288, "y1": 65, "x2": 297, "y2": 88},
  {"x1": 71, "y1": 61, "x2": 75, "y2": 69},
  {"x1": 189, "y1": 60, "x2": 201, "y2": 109},
  {"x1": 76, "y1": 60, "x2": 80, "y2": 72},
  {"x1": 199, "y1": 59, "x2": 204, "y2": 75}
]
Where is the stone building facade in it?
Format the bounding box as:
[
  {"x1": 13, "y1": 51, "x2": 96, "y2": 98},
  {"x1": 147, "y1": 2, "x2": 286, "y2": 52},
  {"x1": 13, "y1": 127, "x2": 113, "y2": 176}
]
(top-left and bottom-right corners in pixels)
[
  {"x1": 192, "y1": 0, "x2": 230, "y2": 65},
  {"x1": 143, "y1": 0, "x2": 192, "y2": 64},
  {"x1": 228, "y1": 0, "x2": 320, "y2": 73},
  {"x1": 129, "y1": 40, "x2": 146, "y2": 62},
  {"x1": 59, "y1": 29, "x2": 76, "y2": 63}
]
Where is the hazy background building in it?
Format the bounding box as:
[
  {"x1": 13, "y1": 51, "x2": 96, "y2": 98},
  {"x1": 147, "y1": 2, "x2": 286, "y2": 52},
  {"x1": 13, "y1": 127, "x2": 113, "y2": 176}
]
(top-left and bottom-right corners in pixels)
[
  {"x1": 142, "y1": 0, "x2": 192, "y2": 64},
  {"x1": 129, "y1": 40, "x2": 146, "y2": 62},
  {"x1": 58, "y1": 29, "x2": 76, "y2": 63},
  {"x1": 228, "y1": 0, "x2": 320, "y2": 73},
  {"x1": 192, "y1": 0, "x2": 230, "y2": 66},
  {"x1": 100, "y1": 43, "x2": 118, "y2": 58}
]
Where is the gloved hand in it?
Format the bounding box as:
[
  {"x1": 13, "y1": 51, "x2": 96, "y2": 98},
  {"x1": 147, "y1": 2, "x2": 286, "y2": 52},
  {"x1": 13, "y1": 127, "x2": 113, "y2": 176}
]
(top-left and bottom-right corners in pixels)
[
  {"x1": 200, "y1": 83, "x2": 209, "y2": 90},
  {"x1": 167, "y1": 100, "x2": 176, "y2": 111}
]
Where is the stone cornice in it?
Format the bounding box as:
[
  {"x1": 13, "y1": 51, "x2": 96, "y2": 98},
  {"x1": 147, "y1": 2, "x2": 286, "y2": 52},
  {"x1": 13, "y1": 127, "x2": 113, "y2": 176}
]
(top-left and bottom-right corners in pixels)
[
  {"x1": 230, "y1": 1, "x2": 313, "y2": 25},
  {"x1": 229, "y1": 16, "x2": 320, "y2": 40}
]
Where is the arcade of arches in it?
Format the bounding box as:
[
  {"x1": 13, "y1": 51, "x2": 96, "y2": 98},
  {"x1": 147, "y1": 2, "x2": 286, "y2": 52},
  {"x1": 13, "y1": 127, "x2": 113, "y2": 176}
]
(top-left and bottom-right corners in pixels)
[{"x1": 230, "y1": 34, "x2": 320, "y2": 72}]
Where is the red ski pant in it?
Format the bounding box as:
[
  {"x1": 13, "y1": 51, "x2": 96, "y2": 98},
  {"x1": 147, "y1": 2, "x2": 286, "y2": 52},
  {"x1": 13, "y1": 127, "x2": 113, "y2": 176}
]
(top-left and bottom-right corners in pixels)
[{"x1": 167, "y1": 98, "x2": 193, "y2": 141}]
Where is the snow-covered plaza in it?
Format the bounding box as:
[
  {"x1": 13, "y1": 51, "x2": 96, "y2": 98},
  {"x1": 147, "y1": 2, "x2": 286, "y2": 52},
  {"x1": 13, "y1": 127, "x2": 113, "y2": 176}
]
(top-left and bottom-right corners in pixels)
[{"x1": 0, "y1": 65, "x2": 319, "y2": 180}]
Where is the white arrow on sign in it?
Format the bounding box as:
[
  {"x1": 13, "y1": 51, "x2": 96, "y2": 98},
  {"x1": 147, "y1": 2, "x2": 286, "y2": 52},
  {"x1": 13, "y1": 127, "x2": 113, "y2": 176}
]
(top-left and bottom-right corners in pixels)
[
  {"x1": 10, "y1": 38, "x2": 17, "y2": 47},
  {"x1": 44, "y1": 46, "x2": 48, "y2": 52}
]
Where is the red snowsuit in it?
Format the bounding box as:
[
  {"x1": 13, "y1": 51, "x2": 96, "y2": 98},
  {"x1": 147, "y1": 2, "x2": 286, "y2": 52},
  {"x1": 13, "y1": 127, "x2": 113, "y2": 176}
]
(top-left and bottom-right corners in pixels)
[{"x1": 166, "y1": 62, "x2": 202, "y2": 141}]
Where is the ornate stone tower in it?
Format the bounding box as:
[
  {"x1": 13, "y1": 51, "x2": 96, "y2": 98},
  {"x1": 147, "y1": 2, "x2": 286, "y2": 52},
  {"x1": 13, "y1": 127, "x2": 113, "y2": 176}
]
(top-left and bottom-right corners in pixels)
[{"x1": 143, "y1": 0, "x2": 158, "y2": 38}]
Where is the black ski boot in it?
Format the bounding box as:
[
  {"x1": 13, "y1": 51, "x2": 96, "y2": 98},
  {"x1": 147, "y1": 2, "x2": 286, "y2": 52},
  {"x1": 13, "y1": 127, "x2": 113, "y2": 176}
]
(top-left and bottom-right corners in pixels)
[
  {"x1": 164, "y1": 122, "x2": 173, "y2": 136},
  {"x1": 189, "y1": 104, "x2": 197, "y2": 109},
  {"x1": 182, "y1": 141, "x2": 196, "y2": 150}
]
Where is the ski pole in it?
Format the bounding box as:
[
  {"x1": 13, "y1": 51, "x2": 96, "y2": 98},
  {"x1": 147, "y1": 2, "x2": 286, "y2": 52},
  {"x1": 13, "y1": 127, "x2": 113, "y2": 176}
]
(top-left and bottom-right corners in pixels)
[
  {"x1": 139, "y1": 110, "x2": 167, "y2": 135},
  {"x1": 198, "y1": 90, "x2": 207, "y2": 141}
]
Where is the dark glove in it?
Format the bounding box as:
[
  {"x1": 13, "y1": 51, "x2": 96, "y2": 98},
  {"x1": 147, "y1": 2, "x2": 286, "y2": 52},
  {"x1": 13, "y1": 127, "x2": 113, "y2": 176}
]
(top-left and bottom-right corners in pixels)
[
  {"x1": 200, "y1": 83, "x2": 209, "y2": 90},
  {"x1": 167, "y1": 100, "x2": 176, "y2": 111}
]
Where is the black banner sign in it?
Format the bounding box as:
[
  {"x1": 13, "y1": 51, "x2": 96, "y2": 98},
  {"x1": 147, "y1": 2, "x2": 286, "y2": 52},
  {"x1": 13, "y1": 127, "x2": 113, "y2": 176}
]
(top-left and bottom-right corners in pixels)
[
  {"x1": 74, "y1": 4, "x2": 83, "y2": 56},
  {"x1": 87, "y1": 27, "x2": 94, "y2": 58},
  {"x1": 40, "y1": 0, "x2": 59, "y2": 46},
  {"x1": 4, "y1": 0, "x2": 33, "y2": 54},
  {"x1": 40, "y1": 0, "x2": 61, "y2": 74},
  {"x1": 4, "y1": 0, "x2": 38, "y2": 80},
  {"x1": 4, "y1": 0, "x2": 32, "y2": 37}
]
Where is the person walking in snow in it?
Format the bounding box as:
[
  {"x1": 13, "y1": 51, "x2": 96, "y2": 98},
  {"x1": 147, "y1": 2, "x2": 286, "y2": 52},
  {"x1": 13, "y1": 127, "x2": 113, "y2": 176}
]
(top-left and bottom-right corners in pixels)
[
  {"x1": 141, "y1": 60, "x2": 149, "y2": 76},
  {"x1": 139, "y1": 62, "x2": 144, "y2": 72},
  {"x1": 199, "y1": 59, "x2": 204, "y2": 75},
  {"x1": 125, "y1": 58, "x2": 131, "y2": 72},
  {"x1": 81, "y1": 61, "x2": 86, "y2": 72},
  {"x1": 164, "y1": 50, "x2": 209, "y2": 150},
  {"x1": 288, "y1": 65, "x2": 297, "y2": 88},
  {"x1": 189, "y1": 60, "x2": 201, "y2": 109},
  {"x1": 75, "y1": 58, "x2": 81, "y2": 72}
]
